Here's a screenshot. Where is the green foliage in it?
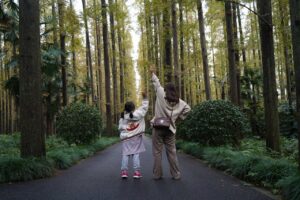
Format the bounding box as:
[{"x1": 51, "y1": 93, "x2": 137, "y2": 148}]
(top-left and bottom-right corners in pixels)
[
  {"x1": 102, "y1": 124, "x2": 119, "y2": 136},
  {"x1": 247, "y1": 158, "x2": 297, "y2": 187},
  {"x1": 46, "y1": 136, "x2": 69, "y2": 150},
  {"x1": 56, "y1": 103, "x2": 102, "y2": 144},
  {"x1": 176, "y1": 139, "x2": 298, "y2": 193},
  {"x1": 277, "y1": 174, "x2": 300, "y2": 200},
  {"x1": 0, "y1": 133, "x2": 20, "y2": 156},
  {"x1": 47, "y1": 147, "x2": 92, "y2": 169},
  {"x1": 0, "y1": 157, "x2": 53, "y2": 183},
  {"x1": 0, "y1": 133, "x2": 118, "y2": 183},
  {"x1": 278, "y1": 101, "x2": 297, "y2": 137},
  {"x1": 177, "y1": 100, "x2": 250, "y2": 146}
]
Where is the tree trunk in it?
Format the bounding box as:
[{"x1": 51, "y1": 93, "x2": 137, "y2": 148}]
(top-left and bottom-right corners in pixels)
[
  {"x1": 101, "y1": 0, "x2": 113, "y2": 135},
  {"x1": 237, "y1": 3, "x2": 247, "y2": 67},
  {"x1": 172, "y1": 0, "x2": 180, "y2": 95},
  {"x1": 257, "y1": 0, "x2": 280, "y2": 152},
  {"x1": 70, "y1": 0, "x2": 77, "y2": 102},
  {"x1": 278, "y1": 0, "x2": 292, "y2": 106},
  {"x1": 58, "y1": 0, "x2": 67, "y2": 106},
  {"x1": 179, "y1": 0, "x2": 185, "y2": 99},
  {"x1": 19, "y1": 0, "x2": 45, "y2": 157},
  {"x1": 289, "y1": 0, "x2": 300, "y2": 169},
  {"x1": 109, "y1": 0, "x2": 118, "y2": 123},
  {"x1": 94, "y1": 0, "x2": 103, "y2": 113},
  {"x1": 197, "y1": 0, "x2": 211, "y2": 100},
  {"x1": 163, "y1": 0, "x2": 172, "y2": 83},
  {"x1": 224, "y1": 1, "x2": 238, "y2": 105},
  {"x1": 82, "y1": 0, "x2": 95, "y2": 104}
]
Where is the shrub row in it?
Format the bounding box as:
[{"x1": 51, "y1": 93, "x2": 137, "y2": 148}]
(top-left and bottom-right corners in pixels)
[
  {"x1": 176, "y1": 140, "x2": 299, "y2": 200},
  {"x1": 177, "y1": 100, "x2": 250, "y2": 146},
  {"x1": 0, "y1": 136, "x2": 118, "y2": 183}
]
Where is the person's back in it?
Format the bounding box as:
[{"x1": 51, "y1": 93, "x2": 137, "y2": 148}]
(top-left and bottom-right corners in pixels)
[
  {"x1": 150, "y1": 67, "x2": 191, "y2": 180},
  {"x1": 118, "y1": 92, "x2": 149, "y2": 179}
]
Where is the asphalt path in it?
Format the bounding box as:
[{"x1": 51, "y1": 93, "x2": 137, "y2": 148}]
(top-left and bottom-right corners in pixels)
[{"x1": 0, "y1": 137, "x2": 276, "y2": 200}]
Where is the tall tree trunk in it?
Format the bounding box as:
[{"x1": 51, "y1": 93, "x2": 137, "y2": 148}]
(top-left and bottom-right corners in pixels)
[
  {"x1": 224, "y1": 1, "x2": 238, "y2": 105},
  {"x1": 232, "y1": 2, "x2": 241, "y2": 106},
  {"x1": 289, "y1": 0, "x2": 300, "y2": 169},
  {"x1": 101, "y1": 0, "x2": 113, "y2": 135},
  {"x1": 82, "y1": 0, "x2": 95, "y2": 103},
  {"x1": 179, "y1": 0, "x2": 185, "y2": 99},
  {"x1": 19, "y1": 0, "x2": 45, "y2": 157},
  {"x1": 163, "y1": 0, "x2": 172, "y2": 83},
  {"x1": 58, "y1": 0, "x2": 67, "y2": 106},
  {"x1": 172, "y1": 0, "x2": 180, "y2": 95},
  {"x1": 237, "y1": 3, "x2": 247, "y2": 67},
  {"x1": 278, "y1": 0, "x2": 292, "y2": 106},
  {"x1": 257, "y1": 0, "x2": 280, "y2": 152},
  {"x1": 70, "y1": 0, "x2": 77, "y2": 102},
  {"x1": 94, "y1": 0, "x2": 103, "y2": 113},
  {"x1": 197, "y1": 0, "x2": 211, "y2": 100},
  {"x1": 109, "y1": 0, "x2": 118, "y2": 122}
]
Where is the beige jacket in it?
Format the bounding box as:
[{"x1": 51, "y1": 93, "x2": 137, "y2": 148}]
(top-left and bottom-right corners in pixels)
[{"x1": 151, "y1": 73, "x2": 191, "y2": 134}]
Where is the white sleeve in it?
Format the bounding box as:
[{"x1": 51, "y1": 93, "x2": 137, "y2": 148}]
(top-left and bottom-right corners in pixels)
[
  {"x1": 179, "y1": 102, "x2": 191, "y2": 120},
  {"x1": 118, "y1": 118, "x2": 127, "y2": 131},
  {"x1": 151, "y1": 73, "x2": 165, "y2": 100},
  {"x1": 133, "y1": 99, "x2": 149, "y2": 119}
]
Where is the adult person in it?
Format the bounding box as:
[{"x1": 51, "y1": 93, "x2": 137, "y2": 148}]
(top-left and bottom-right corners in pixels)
[{"x1": 150, "y1": 66, "x2": 191, "y2": 180}]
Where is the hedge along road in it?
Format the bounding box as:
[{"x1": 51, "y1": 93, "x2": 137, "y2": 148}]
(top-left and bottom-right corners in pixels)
[{"x1": 0, "y1": 137, "x2": 276, "y2": 200}]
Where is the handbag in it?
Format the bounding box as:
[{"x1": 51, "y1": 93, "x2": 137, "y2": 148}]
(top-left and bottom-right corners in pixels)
[{"x1": 153, "y1": 107, "x2": 173, "y2": 129}]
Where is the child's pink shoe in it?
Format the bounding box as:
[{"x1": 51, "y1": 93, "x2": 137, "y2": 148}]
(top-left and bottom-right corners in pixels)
[
  {"x1": 121, "y1": 170, "x2": 128, "y2": 178},
  {"x1": 133, "y1": 171, "x2": 142, "y2": 179}
]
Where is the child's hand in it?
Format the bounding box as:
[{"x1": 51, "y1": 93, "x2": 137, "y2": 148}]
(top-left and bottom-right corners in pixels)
[
  {"x1": 149, "y1": 64, "x2": 156, "y2": 74},
  {"x1": 142, "y1": 91, "x2": 147, "y2": 99}
]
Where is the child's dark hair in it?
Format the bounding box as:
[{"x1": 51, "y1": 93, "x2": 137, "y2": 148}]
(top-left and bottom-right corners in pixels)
[{"x1": 121, "y1": 101, "x2": 135, "y2": 118}]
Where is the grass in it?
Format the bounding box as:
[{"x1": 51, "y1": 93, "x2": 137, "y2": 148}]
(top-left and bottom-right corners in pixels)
[
  {"x1": 0, "y1": 134, "x2": 119, "y2": 183},
  {"x1": 176, "y1": 138, "x2": 299, "y2": 198}
]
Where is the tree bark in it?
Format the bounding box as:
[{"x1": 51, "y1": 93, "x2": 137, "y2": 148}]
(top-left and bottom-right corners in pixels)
[
  {"x1": 197, "y1": 0, "x2": 211, "y2": 100},
  {"x1": 224, "y1": 1, "x2": 238, "y2": 105},
  {"x1": 257, "y1": 0, "x2": 280, "y2": 152},
  {"x1": 278, "y1": 0, "x2": 292, "y2": 106},
  {"x1": 172, "y1": 0, "x2": 180, "y2": 95},
  {"x1": 179, "y1": 0, "x2": 185, "y2": 99},
  {"x1": 289, "y1": 0, "x2": 300, "y2": 169},
  {"x1": 101, "y1": 0, "x2": 113, "y2": 135},
  {"x1": 19, "y1": 0, "x2": 45, "y2": 157},
  {"x1": 58, "y1": 0, "x2": 67, "y2": 106},
  {"x1": 94, "y1": 0, "x2": 103, "y2": 113},
  {"x1": 163, "y1": 0, "x2": 172, "y2": 83},
  {"x1": 82, "y1": 0, "x2": 95, "y2": 103}
]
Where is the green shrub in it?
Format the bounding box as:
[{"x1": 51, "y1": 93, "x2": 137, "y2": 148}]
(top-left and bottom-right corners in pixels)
[
  {"x1": 47, "y1": 147, "x2": 91, "y2": 169},
  {"x1": 177, "y1": 100, "x2": 250, "y2": 146},
  {"x1": 0, "y1": 157, "x2": 53, "y2": 183},
  {"x1": 56, "y1": 103, "x2": 102, "y2": 144},
  {"x1": 247, "y1": 158, "x2": 297, "y2": 187},
  {"x1": 46, "y1": 135, "x2": 69, "y2": 150},
  {"x1": 277, "y1": 174, "x2": 300, "y2": 200},
  {"x1": 102, "y1": 124, "x2": 119, "y2": 136},
  {"x1": 278, "y1": 102, "x2": 297, "y2": 137}
]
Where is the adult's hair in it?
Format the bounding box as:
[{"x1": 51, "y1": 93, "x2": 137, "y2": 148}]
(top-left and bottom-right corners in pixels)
[
  {"x1": 121, "y1": 101, "x2": 135, "y2": 118},
  {"x1": 164, "y1": 83, "x2": 179, "y2": 104}
]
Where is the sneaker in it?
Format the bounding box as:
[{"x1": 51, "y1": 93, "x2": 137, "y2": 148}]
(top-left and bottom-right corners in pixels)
[
  {"x1": 133, "y1": 171, "x2": 142, "y2": 179},
  {"x1": 121, "y1": 170, "x2": 128, "y2": 178}
]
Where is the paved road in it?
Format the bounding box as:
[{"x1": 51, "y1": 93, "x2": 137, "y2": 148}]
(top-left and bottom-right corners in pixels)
[{"x1": 0, "y1": 137, "x2": 275, "y2": 200}]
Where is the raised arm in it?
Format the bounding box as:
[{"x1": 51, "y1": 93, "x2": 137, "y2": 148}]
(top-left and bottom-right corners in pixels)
[
  {"x1": 133, "y1": 93, "x2": 149, "y2": 119},
  {"x1": 151, "y1": 73, "x2": 162, "y2": 91}
]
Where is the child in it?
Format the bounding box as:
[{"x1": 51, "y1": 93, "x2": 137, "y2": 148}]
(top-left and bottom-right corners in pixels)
[{"x1": 118, "y1": 92, "x2": 149, "y2": 179}]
